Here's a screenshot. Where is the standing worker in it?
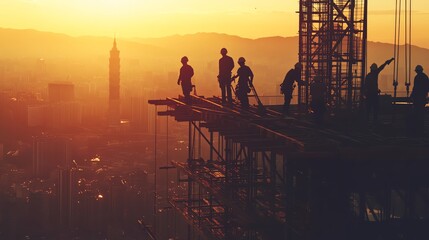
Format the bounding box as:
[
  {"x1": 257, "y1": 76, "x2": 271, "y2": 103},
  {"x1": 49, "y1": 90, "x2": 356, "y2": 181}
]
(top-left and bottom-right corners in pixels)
[
  {"x1": 218, "y1": 48, "x2": 235, "y2": 104},
  {"x1": 177, "y1": 56, "x2": 194, "y2": 104},
  {"x1": 233, "y1": 57, "x2": 254, "y2": 108},
  {"x1": 364, "y1": 58, "x2": 394, "y2": 122},
  {"x1": 280, "y1": 63, "x2": 306, "y2": 115},
  {"x1": 410, "y1": 65, "x2": 429, "y2": 135}
]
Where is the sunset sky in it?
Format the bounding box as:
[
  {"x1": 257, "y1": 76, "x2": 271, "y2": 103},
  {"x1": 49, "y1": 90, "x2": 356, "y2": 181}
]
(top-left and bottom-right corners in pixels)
[{"x1": 1, "y1": 0, "x2": 428, "y2": 47}]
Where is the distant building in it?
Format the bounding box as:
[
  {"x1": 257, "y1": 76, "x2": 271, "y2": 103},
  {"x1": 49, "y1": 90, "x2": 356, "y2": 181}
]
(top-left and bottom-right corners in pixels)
[
  {"x1": 48, "y1": 101, "x2": 82, "y2": 129},
  {"x1": 33, "y1": 136, "x2": 72, "y2": 178},
  {"x1": 35, "y1": 58, "x2": 47, "y2": 83},
  {"x1": 26, "y1": 82, "x2": 82, "y2": 130},
  {"x1": 58, "y1": 167, "x2": 78, "y2": 229},
  {"x1": 109, "y1": 38, "x2": 121, "y2": 126},
  {"x1": 48, "y1": 82, "x2": 75, "y2": 103},
  {"x1": 131, "y1": 96, "x2": 149, "y2": 132},
  {"x1": 27, "y1": 104, "x2": 47, "y2": 127},
  {"x1": 27, "y1": 100, "x2": 82, "y2": 130},
  {"x1": 109, "y1": 177, "x2": 126, "y2": 224}
]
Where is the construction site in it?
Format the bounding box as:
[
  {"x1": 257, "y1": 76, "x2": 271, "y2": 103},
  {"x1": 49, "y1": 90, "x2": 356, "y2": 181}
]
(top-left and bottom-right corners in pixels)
[{"x1": 147, "y1": 1, "x2": 429, "y2": 239}]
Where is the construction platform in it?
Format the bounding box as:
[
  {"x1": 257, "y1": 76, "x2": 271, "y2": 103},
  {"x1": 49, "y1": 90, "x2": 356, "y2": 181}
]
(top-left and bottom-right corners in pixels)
[{"x1": 149, "y1": 94, "x2": 429, "y2": 240}]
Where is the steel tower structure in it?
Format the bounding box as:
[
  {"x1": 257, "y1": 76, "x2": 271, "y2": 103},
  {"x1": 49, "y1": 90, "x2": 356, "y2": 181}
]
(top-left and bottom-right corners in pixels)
[
  {"x1": 109, "y1": 38, "x2": 121, "y2": 125},
  {"x1": 298, "y1": 0, "x2": 367, "y2": 110}
]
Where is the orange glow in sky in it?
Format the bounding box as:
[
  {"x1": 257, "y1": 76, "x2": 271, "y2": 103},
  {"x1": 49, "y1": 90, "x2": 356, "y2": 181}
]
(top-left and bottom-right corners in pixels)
[{"x1": 0, "y1": 0, "x2": 428, "y2": 47}]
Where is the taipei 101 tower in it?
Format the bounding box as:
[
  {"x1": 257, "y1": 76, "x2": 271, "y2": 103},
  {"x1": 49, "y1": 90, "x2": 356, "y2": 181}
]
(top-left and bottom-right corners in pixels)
[{"x1": 108, "y1": 37, "x2": 120, "y2": 125}]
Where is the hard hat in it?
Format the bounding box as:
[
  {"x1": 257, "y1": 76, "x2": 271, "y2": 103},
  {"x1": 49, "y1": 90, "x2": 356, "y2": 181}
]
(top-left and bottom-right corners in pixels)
[
  {"x1": 181, "y1": 56, "x2": 188, "y2": 63},
  {"x1": 238, "y1": 57, "x2": 246, "y2": 64},
  {"x1": 370, "y1": 63, "x2": 378, "y2": 71},
  {"x1": 220, "y1": 48, "x2": 228, "y2": 55},
  {"x1": 415, "y1": 65, "x2": 424, "y2": 72},
  {"x1": 294, "y1": 62, "x2": 302, "y2": 69}
]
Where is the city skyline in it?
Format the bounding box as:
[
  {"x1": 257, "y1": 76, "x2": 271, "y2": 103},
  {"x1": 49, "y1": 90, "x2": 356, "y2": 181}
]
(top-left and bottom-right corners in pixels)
[{"x1": 1, "y1": 0, "x2": 429, "y2": 48}]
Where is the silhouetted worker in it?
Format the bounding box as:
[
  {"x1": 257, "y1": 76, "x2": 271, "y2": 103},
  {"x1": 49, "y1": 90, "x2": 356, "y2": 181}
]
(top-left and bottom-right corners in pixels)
[
  {"x1": 218, "y1": 48, "x2": 235, "y2": 104},
  {"x1": 280, "y1": 63, "x2": 306, "y2": 115},
  {"x1": 410, "y1": 65, "x2": 429, "y2": 135},
  {"x1": 233, "y1": 57, "x2": 254, "y2": 108},
  {"x1": 364, "y1": 58, "x2": 394, "y2": 122},
  {"x1": 310, "y1": 76, "x2": 326, "y2": 123},
  {"x1": 177, "y1": 56, "x2": 194, "y2": 104}
]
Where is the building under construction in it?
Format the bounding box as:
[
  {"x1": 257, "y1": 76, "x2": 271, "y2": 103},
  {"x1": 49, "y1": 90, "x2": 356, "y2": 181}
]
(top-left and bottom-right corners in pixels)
[
  {"x1": 298, "y1": 0, "x2": 366, "y2": 109},
  {"x1": 149, "y1": 1, "x2": 429, "y2": 239}
]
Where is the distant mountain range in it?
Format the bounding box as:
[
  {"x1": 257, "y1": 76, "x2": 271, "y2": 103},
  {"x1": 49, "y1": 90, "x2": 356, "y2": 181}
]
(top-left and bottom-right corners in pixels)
[
  {"x1": 1, "y1": 27, "x2": 427, "y2": 61},
  {"x1": 0, "y1": 27, "x2": 428, "y2": 94}
]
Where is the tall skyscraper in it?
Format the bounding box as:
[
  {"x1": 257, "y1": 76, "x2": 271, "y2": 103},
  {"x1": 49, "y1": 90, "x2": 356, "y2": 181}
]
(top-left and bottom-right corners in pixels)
[{"x1": 109, "y1": 38, "x2": 121, "y2": 125}]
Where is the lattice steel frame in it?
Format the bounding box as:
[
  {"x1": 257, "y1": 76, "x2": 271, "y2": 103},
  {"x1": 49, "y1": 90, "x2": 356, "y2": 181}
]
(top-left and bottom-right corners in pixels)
[
  {"x1": 149, "y1": 95, "x2": 429, "y2": 239},
  {"x1": 299, "y1": 0, "x2": 367, "y2": 110}
]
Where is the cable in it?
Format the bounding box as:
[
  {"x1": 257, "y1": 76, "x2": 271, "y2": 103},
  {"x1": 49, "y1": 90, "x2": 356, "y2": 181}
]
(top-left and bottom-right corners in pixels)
[
  {"x1": 409, "y1": 0, "x2": 412, "y2": 95},
  {"x1": 405, "y1": 0, "x2": 408, "y2": 94},
  {"x1": 404, "y1": 0, "x2": 413, "y2": 97},
  {"x1": 165, "y1": 106, "x2": 170, "y2": 235},
  {"x1": 394, "y1": 0, "x2": 402, "y2": 99},
  {"x1": 393, "y1": 0, "x2": 398, "y2": 91},
  {"x1": 153, "y1": 105, "x2": 157, "y2": 236}
]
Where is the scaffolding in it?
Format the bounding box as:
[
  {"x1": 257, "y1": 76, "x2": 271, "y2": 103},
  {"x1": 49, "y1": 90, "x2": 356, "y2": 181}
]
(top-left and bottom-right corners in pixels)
[
  {"x1": 149, "y1": 95, "x2": 429, "y2": 239},
  {"x1": 299, "y1": 0, "x2": 367, "y2": 110}
]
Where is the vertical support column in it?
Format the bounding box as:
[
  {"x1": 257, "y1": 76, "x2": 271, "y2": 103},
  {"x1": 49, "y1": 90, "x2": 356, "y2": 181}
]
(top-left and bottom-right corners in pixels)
[
  {"x1": 347, "y1": 0, "x2": 356, "y2": 108},
  {"x1": 361, "y1": 0, "x2": 368, "y2": 106},
  {"x1": 209, "y1": 132, "x2": 214, "y2": 161},
  {"x1": 300, "y1": 0, "x2": 312, "y2": 106},
  {"x1": 187, "y1": 120, "x2": 193, "y2": 240},
  {"x1": 253, "y1": 150, "x2": 258, "y2": 202},
  {"x1": 225, "y1": 137, "x2": 231, "y2": 185},
  {"x1": 328, "y1": 1, "x2": 335, "y2": 107},
  {"x1": 198, "y1": 183, "x2": 202, "y2": 229},
  {"x1": 246, "y1": 148, "x2": 254, "y2": 208},
  {"x1": 284, "y1": 152, "x2": 296, "y2": 239},
  {"x1": 188, "y1": 121, "x2": 192, "y2": 163},
  {"x1": 219, "y1": 134, "x2": 223, "y2": 160},
  {"x1": 224, "y1": 137, "x2": 232, "y2": 239},
  {"x1": 209, "y1": 193, "x2": 213, "y2": 225},
  {"x1": 262, "y1": 151, "x2": 267, "y2": 183},
  {"x1": 187, "y1": 179, "x2": 193, "y2": 240},
  {"x1": 270, "y1": 151, "x2": 277, "y2": 208},
  {"x1": 153, "y1": 105, "x2": 158, "y2": 237},
  {"x1": 197, "y1": 121, "x2": 201, "y2": 159}
]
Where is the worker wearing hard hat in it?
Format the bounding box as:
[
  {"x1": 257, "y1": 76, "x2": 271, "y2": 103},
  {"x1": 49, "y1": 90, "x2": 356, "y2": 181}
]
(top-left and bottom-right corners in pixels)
[
  {"x1": 218, "y1": 48, "x2": 235, "y2": 105},
  {"x1": 364, "y1": 57, "x2": 395, "y2": 122},
  {"x1": 280, "y1": 62, "x2": 307, "y2": 115},
  {"x1": 232, "y1": 57, "x2": 253, "y2": 108},
  {"x1": 177, "y1": 56, "x2": 194, "y2": 104},
  {"x1": 410, "y1": 65, "x2": 429, "y2": 135}
]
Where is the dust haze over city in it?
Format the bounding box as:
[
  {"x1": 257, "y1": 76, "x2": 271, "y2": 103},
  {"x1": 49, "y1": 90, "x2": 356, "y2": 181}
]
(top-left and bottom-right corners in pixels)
[{"x1": 1, "y1": 0, "x2": 429, "y2": 240}]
